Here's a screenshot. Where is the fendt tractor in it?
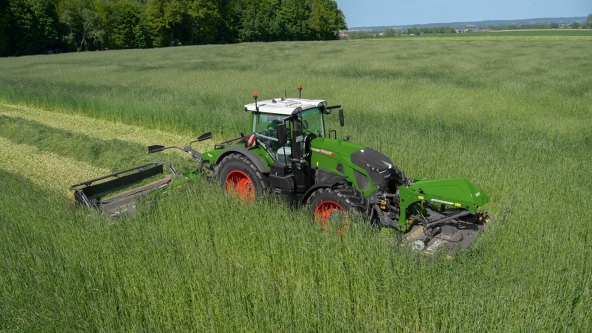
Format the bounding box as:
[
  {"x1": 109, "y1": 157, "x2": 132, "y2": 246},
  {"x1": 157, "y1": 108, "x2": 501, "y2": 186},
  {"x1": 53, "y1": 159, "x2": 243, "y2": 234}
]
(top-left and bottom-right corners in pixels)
[{"x1": 71, "y1": 86, "x2": 492, "y2": 253}]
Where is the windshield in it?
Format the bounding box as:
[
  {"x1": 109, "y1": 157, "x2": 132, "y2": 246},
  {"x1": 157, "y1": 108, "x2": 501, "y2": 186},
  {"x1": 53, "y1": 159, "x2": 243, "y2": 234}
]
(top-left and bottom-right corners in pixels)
[
  {"x1": 300, "y1": 108, "x2": 324, "y2": 137},
  {"x1": 251, "y1": 109, "x2": 324, "y2": 164}
]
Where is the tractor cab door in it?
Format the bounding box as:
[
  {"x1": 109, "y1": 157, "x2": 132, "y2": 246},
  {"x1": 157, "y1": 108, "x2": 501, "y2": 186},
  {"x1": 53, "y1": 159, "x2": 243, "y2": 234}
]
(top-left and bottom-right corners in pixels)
[
  {"x1": 288, "y1": 110, "x2": 324, "y2": 193},
  {"x1": 272, "y1": 109, "x2": 323, "y2": 194},
  {"x1": 253, "y1": 113, "x2": 291, "y2": 165},
  {"x1": 292, "y1": 108, "x2": 324, "y2": 165}
]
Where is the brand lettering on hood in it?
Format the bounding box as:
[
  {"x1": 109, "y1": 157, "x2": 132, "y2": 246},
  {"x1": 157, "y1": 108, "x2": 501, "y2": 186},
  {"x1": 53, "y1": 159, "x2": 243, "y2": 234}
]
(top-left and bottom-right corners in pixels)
[{"x1": 311, "y1": 148, "x2": 335, "y2": 157}]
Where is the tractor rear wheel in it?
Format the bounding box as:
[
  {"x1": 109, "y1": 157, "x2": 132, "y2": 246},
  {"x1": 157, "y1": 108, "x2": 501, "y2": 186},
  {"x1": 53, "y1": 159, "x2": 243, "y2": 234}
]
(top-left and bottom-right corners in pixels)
[
  {"x1": 308, "y1": 187, "x2": 361, "y2": 236},
  {"x1": 217, "y1": 154, "x2": 269, "y2": 200}
]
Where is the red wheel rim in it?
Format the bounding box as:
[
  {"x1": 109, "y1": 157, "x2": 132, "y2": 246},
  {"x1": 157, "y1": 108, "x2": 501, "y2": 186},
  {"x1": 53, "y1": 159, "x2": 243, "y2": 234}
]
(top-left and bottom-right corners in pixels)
[
  {"x1": 225, "y1": 170, "x2": 255, "y2": 200},
  {"x1": 314, "y1": 200, "x2": 349, "y2": 236}
]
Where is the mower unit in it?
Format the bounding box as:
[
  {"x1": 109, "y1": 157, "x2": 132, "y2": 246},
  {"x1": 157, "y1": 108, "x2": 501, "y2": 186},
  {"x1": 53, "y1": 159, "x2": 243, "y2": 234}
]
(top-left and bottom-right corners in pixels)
[{"x1": 70, "y1": 162, "x2": 179, "y2": 217}]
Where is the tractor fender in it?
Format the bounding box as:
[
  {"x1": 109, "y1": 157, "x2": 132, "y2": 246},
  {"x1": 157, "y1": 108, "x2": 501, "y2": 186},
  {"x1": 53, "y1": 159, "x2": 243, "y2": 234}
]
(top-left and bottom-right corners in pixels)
[
  {"x1": 214, "y1": 146, "x2": 270, "y2": 174},
  {"x1": 300, "y1": 176, "x2": 347, "y2": 205}
]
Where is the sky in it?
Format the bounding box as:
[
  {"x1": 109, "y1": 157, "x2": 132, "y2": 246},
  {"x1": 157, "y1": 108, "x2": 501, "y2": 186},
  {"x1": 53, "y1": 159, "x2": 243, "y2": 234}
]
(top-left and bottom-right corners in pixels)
[{"x1": 335, "y1": 0, "x2": 592, "y2": 28}]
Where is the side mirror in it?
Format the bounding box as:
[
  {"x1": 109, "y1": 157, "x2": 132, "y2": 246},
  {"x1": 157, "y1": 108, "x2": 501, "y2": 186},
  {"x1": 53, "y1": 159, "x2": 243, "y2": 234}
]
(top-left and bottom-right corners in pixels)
[
  {"x1": 339, "y1": 108, "x2": 344, "y2": 127},
  {"x1": 277, "y1": 123, "x2": 287, "y2": 146},
  {"x1": 147, "y1": 145, "x2": 165, "y2": 154},
  {"x1": 323, "y1": 104, "x2": 340, "y2": 114},
  {"x1": 197, "y1": 132, "x2": 212, "y2": 142}
]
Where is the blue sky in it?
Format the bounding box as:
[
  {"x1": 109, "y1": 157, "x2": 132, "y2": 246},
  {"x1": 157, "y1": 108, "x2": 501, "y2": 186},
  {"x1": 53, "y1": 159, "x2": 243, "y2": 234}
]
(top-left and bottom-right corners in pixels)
[{"x1": 335, "y1": 0, "x2": 592, "y2": 27}]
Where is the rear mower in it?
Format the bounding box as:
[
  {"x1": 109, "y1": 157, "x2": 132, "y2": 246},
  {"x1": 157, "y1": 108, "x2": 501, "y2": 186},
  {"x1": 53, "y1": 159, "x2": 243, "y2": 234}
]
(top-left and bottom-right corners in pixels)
[{"x1": 72, "y1": 85, "x2": 492, "y2": 253}]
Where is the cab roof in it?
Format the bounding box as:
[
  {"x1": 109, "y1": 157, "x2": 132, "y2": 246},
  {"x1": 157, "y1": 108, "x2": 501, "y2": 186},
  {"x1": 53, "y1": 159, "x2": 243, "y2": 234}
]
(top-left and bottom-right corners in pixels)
[{"x1": 244, "y1": 98, "x2": 327, "y2": 115}]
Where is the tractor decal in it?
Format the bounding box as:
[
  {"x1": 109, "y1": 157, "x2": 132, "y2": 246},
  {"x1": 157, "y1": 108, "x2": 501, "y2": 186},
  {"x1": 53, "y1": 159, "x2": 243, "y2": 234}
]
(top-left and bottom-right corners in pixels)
[{"x1": 311, "y1": 148, "x2": 335, "y2": 157}]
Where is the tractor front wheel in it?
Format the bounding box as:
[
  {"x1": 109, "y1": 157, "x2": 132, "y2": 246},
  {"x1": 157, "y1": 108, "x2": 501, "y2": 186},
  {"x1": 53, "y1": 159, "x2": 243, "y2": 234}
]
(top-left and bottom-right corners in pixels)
[
  {"x1": 308, "y1": 187, "x2": 354, "y2": 236},
  {"x1": 217, "y1": 154, "x2": 269, "y2": 200}
]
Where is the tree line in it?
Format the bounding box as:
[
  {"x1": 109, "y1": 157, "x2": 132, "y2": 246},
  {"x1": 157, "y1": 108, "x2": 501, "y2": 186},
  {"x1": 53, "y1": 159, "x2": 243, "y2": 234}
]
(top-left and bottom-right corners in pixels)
[{"x1": 0, "y1": 0, "x2": 346, "y2": 56}]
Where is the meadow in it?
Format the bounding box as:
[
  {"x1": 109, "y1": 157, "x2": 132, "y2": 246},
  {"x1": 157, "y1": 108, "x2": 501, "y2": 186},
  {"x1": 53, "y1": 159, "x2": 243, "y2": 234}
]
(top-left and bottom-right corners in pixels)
[{"x1": 1, "y1": 32, "x2": 591, "y2": 331}]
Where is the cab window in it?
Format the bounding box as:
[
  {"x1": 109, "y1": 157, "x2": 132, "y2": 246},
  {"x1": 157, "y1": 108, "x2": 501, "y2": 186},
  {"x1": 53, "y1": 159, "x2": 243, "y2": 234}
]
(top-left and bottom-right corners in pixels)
[
  {"x1": 300, "y1": 108, "x2": 324, "y2": 137},
  {"x1": 253, "y1": 113, "x2": 291, "y2": 164},
  {"x1": 253, "y1": 113, "x2": 285, "y2": 141}
]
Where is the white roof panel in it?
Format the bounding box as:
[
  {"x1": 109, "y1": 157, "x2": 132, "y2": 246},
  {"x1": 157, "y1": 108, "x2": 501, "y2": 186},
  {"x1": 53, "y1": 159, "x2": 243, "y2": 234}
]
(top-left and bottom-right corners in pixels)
[{"x1": 244, "y1": 98, "x2": 327, "y2": 115}]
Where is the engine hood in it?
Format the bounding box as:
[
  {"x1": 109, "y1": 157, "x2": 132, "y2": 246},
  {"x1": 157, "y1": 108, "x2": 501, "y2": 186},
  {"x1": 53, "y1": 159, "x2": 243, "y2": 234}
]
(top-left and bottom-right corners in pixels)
[
  {"x1": 309, "y1": 137, "x2": 395, "y2": 193},
  {"x1": 350, "y1": 148, "x2": 395, "y2": 172}
]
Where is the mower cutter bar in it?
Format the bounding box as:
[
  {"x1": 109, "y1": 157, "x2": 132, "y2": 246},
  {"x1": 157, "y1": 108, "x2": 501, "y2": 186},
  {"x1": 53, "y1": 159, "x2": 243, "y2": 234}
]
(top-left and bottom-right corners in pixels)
[{"x1": 70, "y1": 161, "x2": 179, "y2": 216}]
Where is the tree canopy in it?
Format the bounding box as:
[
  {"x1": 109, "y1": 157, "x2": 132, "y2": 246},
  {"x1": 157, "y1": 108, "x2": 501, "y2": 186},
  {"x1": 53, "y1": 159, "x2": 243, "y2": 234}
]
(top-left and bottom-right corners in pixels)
[{"x1": 0, "y1": 0, "x2": 346, "y2": 56}]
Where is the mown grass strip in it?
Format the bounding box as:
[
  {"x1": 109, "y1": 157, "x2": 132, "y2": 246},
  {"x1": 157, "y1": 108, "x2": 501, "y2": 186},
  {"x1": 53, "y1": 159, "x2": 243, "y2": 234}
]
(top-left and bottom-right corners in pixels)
[
  {"x1": 0, "y1": 103, "x2": 213, "y2": 154},
  {"x1": 0, "y1": 137, "x2": 110, "y2": 196},
  {"x1": 0, "y1": 115, "x2": 195, "y2": 175}
]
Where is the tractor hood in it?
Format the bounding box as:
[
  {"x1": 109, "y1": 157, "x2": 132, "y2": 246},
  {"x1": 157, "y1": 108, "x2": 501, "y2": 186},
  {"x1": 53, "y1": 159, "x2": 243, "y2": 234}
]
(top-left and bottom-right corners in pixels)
[
  {"x1": 350, "y1": 148, "x2": 395, "y2": 173},
  {"x1": 309, "y1": 137, "x2": 395, "y2": 193}
]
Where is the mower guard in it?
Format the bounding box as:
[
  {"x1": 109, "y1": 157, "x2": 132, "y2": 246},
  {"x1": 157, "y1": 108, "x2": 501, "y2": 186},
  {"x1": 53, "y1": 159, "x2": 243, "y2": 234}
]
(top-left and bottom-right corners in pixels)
[{"x1": 70, "y1": 162, "x2": 179, "y2": 216}]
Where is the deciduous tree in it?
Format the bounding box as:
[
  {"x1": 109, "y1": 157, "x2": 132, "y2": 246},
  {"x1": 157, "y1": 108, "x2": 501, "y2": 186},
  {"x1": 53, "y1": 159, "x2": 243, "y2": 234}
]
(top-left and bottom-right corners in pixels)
[
  {"x1": 59, "y1": 0, "x2": 104, "y2": 51},
  {"x1": 307, "y1": 0, "x2": 346, "y2": 40},
  {"x1": 9, "y1": 0, "x2": 60, "y2": 55},
  {"x1": 0, "y1": 0, "x2": 11, "y2": 55}
]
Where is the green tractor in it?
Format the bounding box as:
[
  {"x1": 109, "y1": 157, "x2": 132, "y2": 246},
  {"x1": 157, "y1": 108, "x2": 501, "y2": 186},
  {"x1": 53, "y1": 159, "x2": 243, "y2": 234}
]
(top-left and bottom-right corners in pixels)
[{"x1": 71, "y1": 86, "x2": 492, "y2": 253}]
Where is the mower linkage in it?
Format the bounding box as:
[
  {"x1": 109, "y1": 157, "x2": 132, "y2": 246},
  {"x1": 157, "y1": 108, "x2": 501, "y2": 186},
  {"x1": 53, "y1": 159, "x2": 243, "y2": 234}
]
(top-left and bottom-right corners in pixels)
[{"x1": 214, "y1": 134, "x2": 246, "y2": 150}]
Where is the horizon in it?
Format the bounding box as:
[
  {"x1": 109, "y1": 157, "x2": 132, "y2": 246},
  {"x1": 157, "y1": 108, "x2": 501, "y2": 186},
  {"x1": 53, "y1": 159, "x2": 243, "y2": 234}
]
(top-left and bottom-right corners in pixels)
[
  {"x1": 335, "y1": 0, "x2": 591, "y2": 28},
  {"x1": 348, "y1": 15, "x2": 588, "y2": 29}
]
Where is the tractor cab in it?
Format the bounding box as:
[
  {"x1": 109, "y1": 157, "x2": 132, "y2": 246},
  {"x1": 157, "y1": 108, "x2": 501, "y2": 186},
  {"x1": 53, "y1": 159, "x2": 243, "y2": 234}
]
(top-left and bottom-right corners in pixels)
[
  {"x1": 244, "y1": 93, "x2": 333, "y2": 166},
  {"x1": 243, "y1": 91, "x2": 345, "y2": 201}
]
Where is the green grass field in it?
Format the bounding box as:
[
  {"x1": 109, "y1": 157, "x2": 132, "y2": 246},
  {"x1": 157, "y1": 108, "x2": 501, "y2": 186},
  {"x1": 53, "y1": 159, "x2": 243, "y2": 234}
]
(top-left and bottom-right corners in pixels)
[{"x1": 1, "y1": 33, "x2": 591, "y2": 331}]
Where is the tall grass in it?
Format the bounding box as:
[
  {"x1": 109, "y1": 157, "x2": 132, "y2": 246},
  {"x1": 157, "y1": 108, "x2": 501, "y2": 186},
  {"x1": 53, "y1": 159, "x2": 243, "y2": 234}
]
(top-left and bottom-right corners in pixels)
[
  {"x1": 0, "y1": 35, "x2": 591, "y2": 331},
  {"x1": 1, "y1": 173, "x2": 590, "y2": 331},
  {"x1": 0, "y1": 172, "x2": 589, "y2": 332},
  {"x1": 1, "y1": 37, "x2": 589, "y2": 140}
]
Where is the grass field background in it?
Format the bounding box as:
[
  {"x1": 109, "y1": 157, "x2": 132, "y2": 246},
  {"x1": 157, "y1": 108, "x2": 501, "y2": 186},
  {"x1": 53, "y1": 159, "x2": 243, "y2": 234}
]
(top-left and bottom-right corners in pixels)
[{"x1": 1, "y1": 33, "x2": 591, "y2": 331}]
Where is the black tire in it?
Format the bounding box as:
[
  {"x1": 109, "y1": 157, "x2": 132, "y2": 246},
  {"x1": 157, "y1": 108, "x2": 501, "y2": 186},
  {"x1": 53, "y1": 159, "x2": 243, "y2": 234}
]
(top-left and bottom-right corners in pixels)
[
  {"x1": 307, "y1": 186, "x2": 364, "y2": 235},
  {"x1": 216, "y1": 153, "x2": 269, "y2": 200}
]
